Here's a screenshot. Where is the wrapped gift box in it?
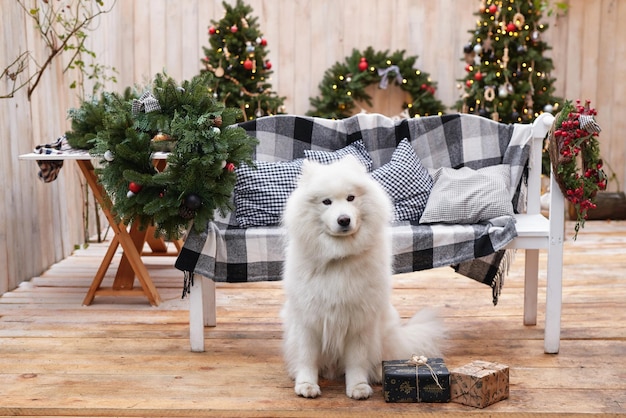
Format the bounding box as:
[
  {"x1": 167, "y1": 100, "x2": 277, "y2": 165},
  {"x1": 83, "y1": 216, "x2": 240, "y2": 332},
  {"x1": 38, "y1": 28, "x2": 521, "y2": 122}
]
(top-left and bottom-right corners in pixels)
[
  {"x1": 450, "y1": 360, "x2": 509, "y2": 408},
  {"x1": 382, "y1": 356, "x2": 450, "y2": 403}
]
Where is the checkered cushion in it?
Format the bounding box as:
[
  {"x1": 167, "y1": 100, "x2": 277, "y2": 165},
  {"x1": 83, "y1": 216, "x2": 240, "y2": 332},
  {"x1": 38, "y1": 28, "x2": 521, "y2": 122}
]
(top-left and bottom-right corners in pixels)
[
  {"x1": 234, "y1": 140, "x2": 373, "y2": 228},
  {"x1": 419, "y1": 165, "x2": 513, "y2": 224},
  {"x1": 371, "y1": 138, "x2": 433, "y2": 221},
  {"x1": 305, "y1": 139, "x2": 373, "y2": 171},
  {"x1": 234, "y1": 159, "x2": 303, "y2": 227}
]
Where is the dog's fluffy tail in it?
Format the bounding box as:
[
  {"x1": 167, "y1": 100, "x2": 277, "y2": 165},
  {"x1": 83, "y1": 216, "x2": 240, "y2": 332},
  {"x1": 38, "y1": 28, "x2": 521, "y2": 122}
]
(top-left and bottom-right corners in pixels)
[{"x1": 384, "y1": 308, "x2": 446, "y2": 360}]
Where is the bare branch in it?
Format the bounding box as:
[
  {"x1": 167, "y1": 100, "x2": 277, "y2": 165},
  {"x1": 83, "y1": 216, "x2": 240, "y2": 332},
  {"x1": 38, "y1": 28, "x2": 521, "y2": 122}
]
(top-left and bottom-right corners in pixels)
[{"x1": 2, "y1": 0, "x2": 117, "y2": 100}]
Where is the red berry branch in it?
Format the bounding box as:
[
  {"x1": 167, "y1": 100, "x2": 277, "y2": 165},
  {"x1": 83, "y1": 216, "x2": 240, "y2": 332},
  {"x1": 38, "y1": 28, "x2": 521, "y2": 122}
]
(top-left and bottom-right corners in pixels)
[{"x1": 549, "y1": 100, "x2": 607, "y2": 238}]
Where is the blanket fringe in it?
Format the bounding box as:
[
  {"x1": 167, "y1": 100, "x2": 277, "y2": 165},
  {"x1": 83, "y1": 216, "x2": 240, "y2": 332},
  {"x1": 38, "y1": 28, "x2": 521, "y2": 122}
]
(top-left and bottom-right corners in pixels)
[
  {"x1": 182, "y1": 271, "x2": 194, "y2": 299},
  {"x1": 491, "y1": 249, "x2": 516, "y2": 306}
]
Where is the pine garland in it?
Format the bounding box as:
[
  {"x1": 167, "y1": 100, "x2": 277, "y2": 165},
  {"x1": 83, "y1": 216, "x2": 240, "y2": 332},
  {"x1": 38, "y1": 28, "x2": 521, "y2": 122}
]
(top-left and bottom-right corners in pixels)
[
  {"x1": 548, "y1": 100, "x2": 606, "y2": 239},
  {"x1": 307, "y1": 47, "x2": 446, "y2": 119},
  {"x1": 69, "y1": 72, "x2": 257, "y2": 240}
]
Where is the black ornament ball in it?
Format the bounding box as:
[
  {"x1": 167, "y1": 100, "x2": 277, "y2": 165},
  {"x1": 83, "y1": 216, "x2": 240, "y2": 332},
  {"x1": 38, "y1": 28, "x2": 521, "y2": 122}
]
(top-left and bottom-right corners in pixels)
[
  {"x1": 184, "y1": 193, "x2": 202, "y2": 210},
  {"x1": 463, "y1": 43, "x2": 473, "y2": 54}
]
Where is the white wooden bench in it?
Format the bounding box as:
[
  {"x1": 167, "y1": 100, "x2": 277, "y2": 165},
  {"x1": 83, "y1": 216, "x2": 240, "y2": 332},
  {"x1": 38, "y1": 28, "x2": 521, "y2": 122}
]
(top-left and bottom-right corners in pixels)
[{"x1": 183, "y1": 113, "x2": 564, "y2": 354}]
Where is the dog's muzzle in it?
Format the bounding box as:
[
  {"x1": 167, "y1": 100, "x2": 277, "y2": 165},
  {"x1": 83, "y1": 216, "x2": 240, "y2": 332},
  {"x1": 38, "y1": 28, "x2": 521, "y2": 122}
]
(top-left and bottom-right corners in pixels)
[{"x1": 335, "y1": 215, "x2": 353, "y2": 233}]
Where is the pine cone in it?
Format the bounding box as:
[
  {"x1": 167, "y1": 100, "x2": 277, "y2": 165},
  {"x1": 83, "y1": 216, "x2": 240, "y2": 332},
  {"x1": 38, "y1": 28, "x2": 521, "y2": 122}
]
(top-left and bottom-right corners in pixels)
[{"x1": 178, "y1": 205, "x2": 196, "y2": 220}]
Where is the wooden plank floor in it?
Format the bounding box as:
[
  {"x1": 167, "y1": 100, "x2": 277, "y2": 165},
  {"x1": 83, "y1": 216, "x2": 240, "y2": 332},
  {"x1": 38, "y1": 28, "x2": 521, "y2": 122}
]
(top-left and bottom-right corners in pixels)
[{"x1": 0, "y1": 221, "x2": 625, "y2": 417}]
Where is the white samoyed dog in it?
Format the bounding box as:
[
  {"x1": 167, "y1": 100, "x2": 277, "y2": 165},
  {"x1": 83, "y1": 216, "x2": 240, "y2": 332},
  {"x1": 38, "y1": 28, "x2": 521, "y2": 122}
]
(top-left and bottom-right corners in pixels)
[{"x1": 281, "y1": 155, "x2": 444, "y2": 400}]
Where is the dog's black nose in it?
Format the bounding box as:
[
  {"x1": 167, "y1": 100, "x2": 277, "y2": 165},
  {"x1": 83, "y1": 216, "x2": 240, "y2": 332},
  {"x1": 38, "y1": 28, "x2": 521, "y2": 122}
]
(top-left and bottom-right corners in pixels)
[{"x1": 337, "y1": 215, "x2": 351, "y2": 227}]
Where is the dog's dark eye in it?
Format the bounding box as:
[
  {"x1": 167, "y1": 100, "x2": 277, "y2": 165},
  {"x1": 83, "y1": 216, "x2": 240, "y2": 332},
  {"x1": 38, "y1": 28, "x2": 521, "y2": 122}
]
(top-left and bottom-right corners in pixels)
[
  {"x1": 322, "y1": 198, "x2": 332, "y2": 206},
  {"x1": 347, "y1": 195, "x2": 355, "y2": 202}
]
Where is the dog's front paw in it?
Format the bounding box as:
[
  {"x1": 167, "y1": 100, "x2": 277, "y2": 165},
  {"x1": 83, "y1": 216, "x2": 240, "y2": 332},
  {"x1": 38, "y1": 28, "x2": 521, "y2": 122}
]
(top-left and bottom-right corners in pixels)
[
  {"x1": 295, "y1": 381, "x2": 321, "y2": 398},
  {"x1": 347, "y1": 382, "x2": 373, "y2": 400}
]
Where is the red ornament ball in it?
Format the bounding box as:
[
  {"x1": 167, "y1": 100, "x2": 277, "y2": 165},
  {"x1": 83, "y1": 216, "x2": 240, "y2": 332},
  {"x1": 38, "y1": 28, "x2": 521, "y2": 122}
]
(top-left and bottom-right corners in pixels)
[
  {"x1": 260, "y1": 38, "x2": 267, "y2": 46},
  {"x1": 474, "y1": 72, "x2": 483, "y2": 81},
  {"x1": 488, "y1": 4, "x2": 497, "y2": 14},
  {"x1": 243, "y1": 58, "x2": 253, "y2": 70},
  {"x1": 208, "y1": 26, "x2": 216, "y2": 35},
  {"x1": 466, "y1": 80, "x2": 473, "y2": 88},
  {"x1": 506, "y1": 22, "x2": 517, "y2": 32},
  {"x1": 128, "y1": 182, "x2": 142, "y2": 194},
  {"x1": 225, "y1": 162, "x2": 236, "y2": 172},
  {"x1": 230, "y1": 24, "x2": 238, "y2": 33},
  {"x1": 358, "y1": 57, "x2": 368, "y2": 72},
  {"x1": 264, "y1": 60, "x2": 272, "y2": 70}
]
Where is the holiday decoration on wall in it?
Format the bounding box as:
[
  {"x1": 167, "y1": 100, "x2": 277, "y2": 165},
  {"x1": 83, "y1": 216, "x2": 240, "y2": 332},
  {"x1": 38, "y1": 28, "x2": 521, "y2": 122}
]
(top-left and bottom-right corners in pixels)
[
  {"x1": 455, "y1": 0, "x2": 561, "y2": 125},
  {"x1": 548, "y1": 100, "x2": 606, "y2": 238},
  {"x1": 68, "y1": 72, "x2": 258, "y2": 240},
  {"x1": 307, "y1": 47, "x2": 446, "y2": 119},
  {"x1": 201, "y1": 0, "x2": 286, "y2": 121}
]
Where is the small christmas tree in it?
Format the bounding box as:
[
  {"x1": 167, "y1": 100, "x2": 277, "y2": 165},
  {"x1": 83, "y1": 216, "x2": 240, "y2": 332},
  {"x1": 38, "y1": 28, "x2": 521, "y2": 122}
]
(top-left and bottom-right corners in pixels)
[
  {"x1": 201, "y1": 0, "x2": 285, "y2": 121},
  {"x1": 455, "y1": 0, "x2": 561, "y2": 124}
]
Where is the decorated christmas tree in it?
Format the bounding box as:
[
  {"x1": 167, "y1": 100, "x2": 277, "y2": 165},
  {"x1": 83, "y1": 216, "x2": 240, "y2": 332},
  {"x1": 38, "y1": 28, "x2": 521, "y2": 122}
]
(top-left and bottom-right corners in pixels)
[
  {"x1": 455, "y1": 0, "x2": 561, "y2": 124},
  {"x1": 201, "y1": 0, "x2": 285, "y2": 121},
  {"x1": 308, "y1": 47, "x2": 445, "y2": 119}
]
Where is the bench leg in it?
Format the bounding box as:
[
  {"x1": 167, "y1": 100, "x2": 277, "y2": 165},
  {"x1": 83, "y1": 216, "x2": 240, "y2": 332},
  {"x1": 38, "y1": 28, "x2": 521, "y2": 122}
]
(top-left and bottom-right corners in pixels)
[
  {"x1": 544, "y1": 239, "x2": 564, "y2": 354},
  {"x1": 545, "y1": 173, "x2": 565, "y2": 354},
  {"x1": 189, "y1": 276, "x2": 217, "y2": 353},
  {"x1": 523, "y1": 249, "x2": 539, "y2": 325}
]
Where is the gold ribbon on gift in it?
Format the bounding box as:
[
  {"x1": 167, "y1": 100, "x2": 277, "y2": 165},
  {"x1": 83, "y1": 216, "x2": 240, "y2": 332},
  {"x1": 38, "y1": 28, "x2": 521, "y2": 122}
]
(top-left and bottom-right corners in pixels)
[{"x1": 407, "y1": 354, "x2": 444, "y2": 401}]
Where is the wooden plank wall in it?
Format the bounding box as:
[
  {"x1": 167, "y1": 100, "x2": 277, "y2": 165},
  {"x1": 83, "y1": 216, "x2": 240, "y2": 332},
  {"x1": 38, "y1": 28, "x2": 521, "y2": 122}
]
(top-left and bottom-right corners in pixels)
[{"x1": 1, "y1": 0, "x2": 625, "y2": 296}]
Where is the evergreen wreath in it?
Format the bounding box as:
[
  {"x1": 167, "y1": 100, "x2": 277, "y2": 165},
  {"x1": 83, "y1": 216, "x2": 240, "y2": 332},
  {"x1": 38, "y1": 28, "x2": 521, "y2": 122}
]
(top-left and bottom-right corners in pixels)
[
  {"x1": 74, "y1": 72, "x2": 258, "y2": 240},
  {"x1": 307, "y1": 47, "x2": 446, "y2": 119},
  {"x1": 66, "y1": 88, "x2": 138, "y2": 150},
  {"x1": 548, "y1": 99, "x2": 606, "y2": 238}
]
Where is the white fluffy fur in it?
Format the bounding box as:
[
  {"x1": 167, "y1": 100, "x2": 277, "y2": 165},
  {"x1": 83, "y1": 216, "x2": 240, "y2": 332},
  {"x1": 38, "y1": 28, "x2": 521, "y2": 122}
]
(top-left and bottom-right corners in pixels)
[{"x1": 281, "y1": 155, "x2": 444, "y2": 400}]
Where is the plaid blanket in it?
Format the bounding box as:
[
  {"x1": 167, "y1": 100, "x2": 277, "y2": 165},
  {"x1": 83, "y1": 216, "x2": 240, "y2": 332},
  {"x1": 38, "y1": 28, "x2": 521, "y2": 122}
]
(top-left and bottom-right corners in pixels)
[{"x1": 175, "y1": 113, "x2": 534, "y2": 304}]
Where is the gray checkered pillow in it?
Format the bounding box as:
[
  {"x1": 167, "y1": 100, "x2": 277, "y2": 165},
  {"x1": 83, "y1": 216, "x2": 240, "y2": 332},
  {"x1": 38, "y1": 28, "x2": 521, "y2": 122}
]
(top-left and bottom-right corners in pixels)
[
  {"x1": 305, "y1": 140, "x2": 373, "y2": 171},
  {"x1": 419, "y1": 164, "x2": 513, "y2": 224},
  {"x1": 234, "y1": 159, "x2": 303, "y2": 227},
  {"x1": 370, "y1": 138, "x2": 434, "y2": 222}
]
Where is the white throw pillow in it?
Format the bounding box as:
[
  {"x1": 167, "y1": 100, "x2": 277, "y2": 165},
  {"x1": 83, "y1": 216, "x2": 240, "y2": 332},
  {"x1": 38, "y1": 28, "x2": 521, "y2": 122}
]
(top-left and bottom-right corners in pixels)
[{"x1": 419, "y1": 165, "x2": 513, "y2": 224}]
